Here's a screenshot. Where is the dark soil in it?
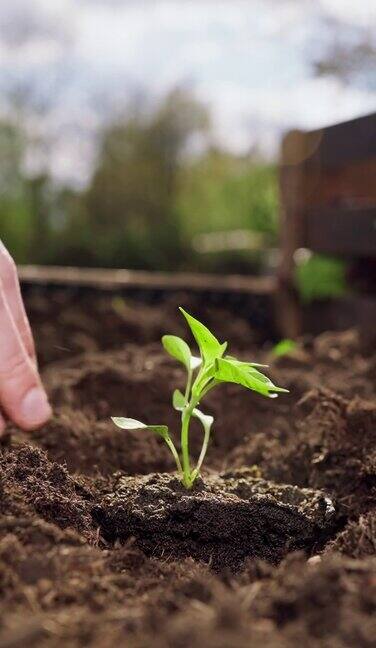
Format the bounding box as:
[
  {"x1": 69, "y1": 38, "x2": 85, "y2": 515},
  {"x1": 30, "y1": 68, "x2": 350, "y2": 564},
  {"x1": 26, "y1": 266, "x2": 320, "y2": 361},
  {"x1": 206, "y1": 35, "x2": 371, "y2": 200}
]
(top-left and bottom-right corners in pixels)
[
  {"x1": 0, "y1": 290, "x2": 375, "y2": 647},
  {"x1": 93, "y1": 471, "x2": 336, "y2": 570}
]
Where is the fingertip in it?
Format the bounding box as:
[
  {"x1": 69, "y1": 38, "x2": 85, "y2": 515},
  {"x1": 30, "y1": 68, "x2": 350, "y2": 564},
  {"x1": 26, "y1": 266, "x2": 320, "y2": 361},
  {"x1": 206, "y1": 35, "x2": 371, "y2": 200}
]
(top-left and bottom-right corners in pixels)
[
  {"x1": 0, "y1": 412, "x2": 7, "y2": 438},
  {"x1": 18, "y1": 387, "x2": 52, "y2": 431}
]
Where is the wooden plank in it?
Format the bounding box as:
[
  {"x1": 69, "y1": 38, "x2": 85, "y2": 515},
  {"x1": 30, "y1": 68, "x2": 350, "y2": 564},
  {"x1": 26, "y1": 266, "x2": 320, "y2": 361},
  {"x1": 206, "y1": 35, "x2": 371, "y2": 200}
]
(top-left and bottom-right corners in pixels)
[
  {"x1": 300, "y1": 158, "x2": 376, "y2": 210},
  {"x1": 19, "y1": 265, "x2": 278, "y2": 340},
  {"x1": 304, "y1": 207, "x2": 376, "y2": 256},
  {"x1": 278, "y1": 130, "x2": 309, "y2": 337},
  {"x1": 306, "y1": 112, "x2": 376, "y2": 168},
  {"x1": 18, "y1": 265, "x2": 276, "y2": 296},
  {"x1": 278, "y1": 114, "x2": 376, "y2": 340}
]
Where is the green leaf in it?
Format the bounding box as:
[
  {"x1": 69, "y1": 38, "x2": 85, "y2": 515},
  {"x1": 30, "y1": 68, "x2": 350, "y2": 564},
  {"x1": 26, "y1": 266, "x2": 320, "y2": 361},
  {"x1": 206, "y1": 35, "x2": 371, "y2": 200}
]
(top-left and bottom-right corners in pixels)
[
  {"x1": 173, "y1": 389, "x2": 186, "y2": 411},
  {"x1": 225, "y1": 355, "x2": 268, "y2": 369},
  {"x1": 192, "y1": 362, "x2": 216, "y2": 396},
  {"x1": 214, "y1": 358, "x2": 289, "y2": 398},
  {"x1": 112, "y1": 417, "x2": 169, "y2": 440},
  {"x1": 272, "y1": 339, "x2": 297, "y2": 358},
  {"x1": 179, "y1": 308, "x2": 227, "y2": 364},
  {"x1": 223, "y1": 357, "x2": 272, "y2": 383},
  {"x1": 295, "y1": 253, "x2": 347, "y2": 304},
  {"x1": 162, "y1": 335, "x2": 192, "y2": 370}
]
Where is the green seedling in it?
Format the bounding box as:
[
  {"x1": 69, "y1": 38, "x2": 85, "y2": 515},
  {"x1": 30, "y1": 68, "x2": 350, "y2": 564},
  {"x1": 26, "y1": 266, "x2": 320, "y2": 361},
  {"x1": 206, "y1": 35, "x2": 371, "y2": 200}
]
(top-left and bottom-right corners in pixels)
[
  {"x1": 112, "y1": 308, "x2": 288, "y2": 489},
  {"x1": 273, "y1": 338, "x2": 297, "y2": 358}
]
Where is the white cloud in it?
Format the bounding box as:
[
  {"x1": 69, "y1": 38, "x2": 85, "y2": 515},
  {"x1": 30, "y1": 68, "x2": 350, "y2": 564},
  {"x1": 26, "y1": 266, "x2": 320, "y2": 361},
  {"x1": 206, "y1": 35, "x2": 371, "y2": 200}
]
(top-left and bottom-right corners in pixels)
[
  {"x1": 199, "y1": 75, "x2": 376, "y2": 156},
  {"x1": 0, "y1": 0, "x2": 74, "y2": 47},
  {"x1": 319, "y1": 0, "x2": 376, "y2": 27},
  {"x1": 0, "y1": 0, "x2": 375, "y2": 184}
]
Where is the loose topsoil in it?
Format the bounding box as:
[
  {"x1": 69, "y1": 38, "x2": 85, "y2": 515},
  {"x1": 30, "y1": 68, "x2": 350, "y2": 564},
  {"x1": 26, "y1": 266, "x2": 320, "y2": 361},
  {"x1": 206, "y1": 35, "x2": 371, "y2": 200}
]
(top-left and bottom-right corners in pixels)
[{"x1": 0, "y1": 288, "x2": 375, "y2": 647}]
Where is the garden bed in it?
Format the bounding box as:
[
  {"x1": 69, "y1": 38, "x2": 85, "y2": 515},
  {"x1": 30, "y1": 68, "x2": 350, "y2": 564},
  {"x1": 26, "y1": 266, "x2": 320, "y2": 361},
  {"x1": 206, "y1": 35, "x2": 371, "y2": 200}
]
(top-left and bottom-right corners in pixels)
[{"x1": 0, "y1": 290, "x2": 375, "y2": 647}]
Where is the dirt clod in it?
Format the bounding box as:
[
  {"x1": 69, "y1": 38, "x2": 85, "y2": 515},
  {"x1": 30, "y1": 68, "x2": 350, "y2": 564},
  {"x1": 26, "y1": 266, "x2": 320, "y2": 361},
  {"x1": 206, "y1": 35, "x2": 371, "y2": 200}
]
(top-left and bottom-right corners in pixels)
[{"x1": 94, "y1": 470, "x2": 336, "y2": 570}]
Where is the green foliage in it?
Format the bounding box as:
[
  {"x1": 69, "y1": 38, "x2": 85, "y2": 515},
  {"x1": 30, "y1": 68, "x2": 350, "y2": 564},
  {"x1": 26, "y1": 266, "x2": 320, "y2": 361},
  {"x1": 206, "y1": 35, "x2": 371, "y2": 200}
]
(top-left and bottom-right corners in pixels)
[
  {"x1": 295, "y1": 254, "x2": 347, "y2": 303},
  {"x1": 83, "y1": 88, "x2": 208, "y2": 270},
  {"x1": 113, "y1": 308, "x2": 288, "y2": 489},
  {"x1": 176, "y1": 150, "x2": 278, "y2": 272},
  {"x1": 0, "y1": 120, "x2": 71, "y2": 265},
  {"x1": 214, "y1": 358, "x2": 287, "y2": 398},
  {"x1": 0, "y1": 120, "x2": 32, "y2": 261},
  {"x1": 177, "y1": 151, "x2": 278, "y2": 238},
  {"x1": 0, "y1": 93, "x2": 279, "y2": 275},
  {"x1": 179, "y1": 307, "x2": 227, "y2": 364},
  {"x1": 111, "y1": 418, "x2": 169, "y2": 439},
  {"x1": 273, "y1": 339, "x2": 297, "y2": 357},
  {"x1": 162, "y1": 335, "x2": 201, "y2": 371}
]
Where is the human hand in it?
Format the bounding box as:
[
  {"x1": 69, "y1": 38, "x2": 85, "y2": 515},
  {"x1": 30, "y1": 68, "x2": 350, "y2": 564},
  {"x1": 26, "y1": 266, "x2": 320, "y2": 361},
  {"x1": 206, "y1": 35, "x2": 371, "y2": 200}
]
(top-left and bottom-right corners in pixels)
[{"x1": 0, "y1": 241, "x2": 51, "y2": 433}]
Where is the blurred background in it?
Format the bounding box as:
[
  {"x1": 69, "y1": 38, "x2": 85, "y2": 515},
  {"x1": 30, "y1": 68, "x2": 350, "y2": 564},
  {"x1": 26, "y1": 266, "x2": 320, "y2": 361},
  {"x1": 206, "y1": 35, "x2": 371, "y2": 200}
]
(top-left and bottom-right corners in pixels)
[{"x1": 0, "y1": 0, "x2": 375, "y2": 283}]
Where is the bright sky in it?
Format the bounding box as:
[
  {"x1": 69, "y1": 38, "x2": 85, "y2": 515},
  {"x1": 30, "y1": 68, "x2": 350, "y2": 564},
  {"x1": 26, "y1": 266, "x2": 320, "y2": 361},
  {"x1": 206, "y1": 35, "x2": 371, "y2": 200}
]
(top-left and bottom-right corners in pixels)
[{"x1": 0, "y1": 0, "x2": 376, "y2": 185}]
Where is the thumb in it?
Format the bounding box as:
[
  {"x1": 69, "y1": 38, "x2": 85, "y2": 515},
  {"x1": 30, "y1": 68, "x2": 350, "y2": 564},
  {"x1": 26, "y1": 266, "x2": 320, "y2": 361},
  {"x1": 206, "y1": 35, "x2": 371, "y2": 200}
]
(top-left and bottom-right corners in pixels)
[{"x1": 0, "y1": 280, "x2": 51, "y2": 430}]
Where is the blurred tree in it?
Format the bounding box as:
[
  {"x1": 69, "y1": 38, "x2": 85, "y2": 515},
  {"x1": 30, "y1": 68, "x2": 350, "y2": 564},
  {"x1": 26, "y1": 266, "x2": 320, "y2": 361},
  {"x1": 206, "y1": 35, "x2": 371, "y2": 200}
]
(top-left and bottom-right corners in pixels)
[
  {"x1": 176, "y1": 148, "x2": 278, "y2": 273},
  {"x1": 312, "y1": 19, "x2": 376, "y2": 90},
  {"x1": 178, "y1": 149, "x2": 277, "y2": 237},
  {"x1": 0, "y1": 119, "x2": 33, "y2": 261},
  {"x1": 0, "y1": 88, "x2": 279, "y2": 276},
  {"x1": 85, "y1": 88, "x2": 209, "y2": 270},
  {"x1": 0, "y1": 118, "x2": 55, "y2": 264},
  {"x1": 46, "y1": 188, "x2": 97, "y2": 266},
  {"x1": 28, "y1": 174, "x2": 53, "y2": 259}
]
